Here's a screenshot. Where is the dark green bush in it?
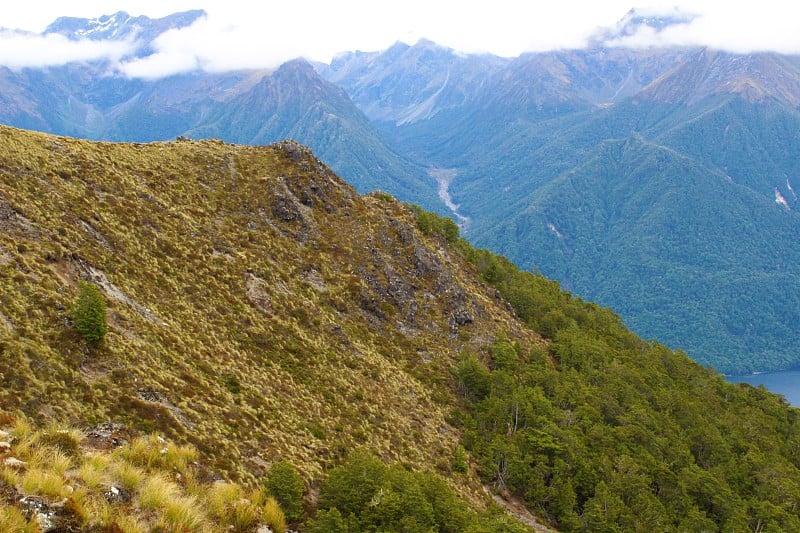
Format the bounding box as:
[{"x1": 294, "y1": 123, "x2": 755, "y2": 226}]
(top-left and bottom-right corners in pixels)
[
  {"x1": 264, "y1": 461, "x2": 305, "y2": 524},
  {"x1": 72, "y1": 282, "x2": 107, "y2": 346}
]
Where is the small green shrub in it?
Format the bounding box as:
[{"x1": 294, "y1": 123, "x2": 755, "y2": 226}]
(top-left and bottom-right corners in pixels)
[
  {"x1": 222, "y1": 374, "x2": 241, "y2": 394},
  {"x1": 264, "y1": 461, "x2": 305, "y2": 523},
  {"x1": 72, "y1": 282, "x2": 108, "y2": 346},
  {"x1": 451, "y1": 446, "x2": 468, "y2": 474}
]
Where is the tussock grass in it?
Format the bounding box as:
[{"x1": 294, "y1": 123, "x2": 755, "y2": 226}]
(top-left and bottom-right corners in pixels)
[
  {"x1": 0, "y1": 412, "x2": 17, "y2": 428},
  {"x1": 65, "y1": 487, "x2": 89, "y2": 525},
  {"x1": 262, "y1": 496, "x2": 286, "y2": 533},
  {"x1": 9, "y1": 418, "x2": 32, "y2": 441},
  {"x1": 77, "y1": 459, "x2": 108, "y2": 489},
  {"x1": 159, "y1": 495, "x2": 208, "y2": 532},
  {"x1": 0, "y1": 419, "x2": 277, "y2": 532},
  {"x1": 79, "y1": 493, "x2": 113, "y2": 530},
  {"x1": 36, "y1": 427, "x2": 82, "y2": 456},
  {"x1": 0, "y1": 504, "x2": 35, "y2": 532},
  {"x1": 162, "y1": 441, "x2": 198, "y2": 473},
  {"x1": 28, "y1": 445, "x2": 72, "y2": 476},
  {"x1": 116, "y1": 435, "x2": 164, "y2": 469},
  {"x1": 228, "y1": 497, "x2": 261, "y2": 531},
  {"x1": 206, "y1": 481, "x2": 242, "y2": 518},
  {"x1": 113, "y1": 514, "x2": 149, "y2": 533},
  {"x1": 207, "y1": 482, "x2": 262, "y2": 530},
  {"x1": 111, "y1": 461, "x2": 146, "y2": 492},
  {"x1": 0, "y1": 465, "x2": 20, "y2": 488},
  {"x1": 20, "y1": 468, "x2": 69, "y2": 498},
  {"x1": 138, "y1": 473, "x2": 181, "y2": 510}
]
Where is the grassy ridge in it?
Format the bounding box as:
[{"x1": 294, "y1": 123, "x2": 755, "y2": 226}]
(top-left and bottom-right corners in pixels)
[{"x1": 0, "y1": 125, "x2": 534, "y2": 491}]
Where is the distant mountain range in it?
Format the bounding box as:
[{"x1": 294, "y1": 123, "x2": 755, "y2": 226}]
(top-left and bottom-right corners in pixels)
[
  {"x1": 0, "y1": 11, "x2": 438, "y2": 209},
  {"x1": 2, "y1": 9, "x2": 800, "y2": 373},
  {"x1": 319, "y1": 15, "x2": 800, "y2": 374}
]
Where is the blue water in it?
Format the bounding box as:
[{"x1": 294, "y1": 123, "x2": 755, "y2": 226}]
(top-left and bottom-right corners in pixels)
[{"x1": 727, "y1": 370, "x2": 800, "y2": 407}]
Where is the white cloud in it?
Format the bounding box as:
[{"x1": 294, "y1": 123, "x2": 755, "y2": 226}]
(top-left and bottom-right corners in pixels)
[
  {"x1": 0, "y1": 29, "x2": 134, "y2": 69},
  {"x1": 118, "y1": 50, "x2": 199, "y2": 79},
  {"x1": 2, "y1": 1, "x2": 800, "y2": 78},
  {"x1": 119, "y1": 12, "x2": 315, "y2": 76},
  {"x1": 602, "y1": 3, "x2": 800, "y2": 54}
]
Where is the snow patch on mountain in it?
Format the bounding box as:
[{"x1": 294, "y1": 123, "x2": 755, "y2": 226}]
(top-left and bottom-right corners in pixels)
[
  {"x1": 547, "y1": 223, "x2": 564, "y2": 240},
  {"x1": 775, "y1": 188, "x2": 791, "y2": 210},
  {"x1": 75, "y1": 13, "x2": 134, "y2": 39},
  {"x1": 787, "y1": 179, "x2": 797, "y2": 200}
]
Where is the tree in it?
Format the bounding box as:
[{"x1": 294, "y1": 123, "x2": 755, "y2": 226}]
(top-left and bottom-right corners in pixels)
[
  {"x1": 264, "y1": 461, "x2": 305, "y2": 523},
  {"x1": 72, "y1": 282, "x2": 107, "y2": 346}
]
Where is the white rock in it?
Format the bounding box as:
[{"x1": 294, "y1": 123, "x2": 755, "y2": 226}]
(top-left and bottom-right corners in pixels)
[
  {"x1": 3, "y1": 457, "x2": 26, "y2": 468},
  {"x1": 36, "y1": 513, "x2": 54, "y2": 531},
  {"x1": 0, "y1": 441, "x2": 11, "y2": 452}
]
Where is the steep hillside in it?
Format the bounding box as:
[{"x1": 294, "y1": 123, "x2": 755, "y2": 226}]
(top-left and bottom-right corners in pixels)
[
  {"x1": 2, "y1": 127, "x2": 800, "y2": 531},
  {"x1": 0, "y1": 126, "x2": 523, "y2": 483},
  {"x1": 185, "y1": 59, "x2": 436, "y2": 208},
  {"x1": 476, "y1": 134, "x2": 800, "y2": 372}
]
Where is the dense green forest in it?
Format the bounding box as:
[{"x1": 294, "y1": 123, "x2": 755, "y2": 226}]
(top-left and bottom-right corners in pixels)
[{"x1": 415, "y1": 208, "x2": 800, "y2": 531}]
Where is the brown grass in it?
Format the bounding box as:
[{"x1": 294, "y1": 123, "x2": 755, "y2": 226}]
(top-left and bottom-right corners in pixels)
[{"x1": 0, "y1": 125, "x2": 540, "y2": 514}]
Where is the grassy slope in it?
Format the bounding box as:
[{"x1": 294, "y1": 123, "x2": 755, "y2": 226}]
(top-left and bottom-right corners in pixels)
[{"x1": 0, "y1": 125, "x2": 537, "y2": 494}]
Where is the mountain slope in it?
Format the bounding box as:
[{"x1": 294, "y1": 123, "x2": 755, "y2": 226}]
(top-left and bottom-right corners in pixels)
[
  {"x1": 448, "y1": 55, "x2": 800, "y2": 373},
  {"x1": 2, "y1": 126, "x2": 800, "y2": 531},
  {"x1": 477, "y1": 134, "x2": 800, "y2": 372},
  {"x1": 185, "y1": 59, "x2": 436, "y2": 206},
  {"x1": 319, "y1": 40, "x2": 511, "y2": 125},
  {"x1": 0, "y1": 126, "x2": 512, "y2": 487}
]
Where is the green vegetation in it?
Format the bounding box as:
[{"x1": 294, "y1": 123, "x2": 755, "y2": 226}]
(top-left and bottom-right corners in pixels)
[
  {"x1": 310, "y1": 450, "x2": 528, "y2": 532},
  {"x1": 72, "y1": 281, "x2": 108, "y2": 346},
  {"x1": 409, "y1": 203, "x2": 460, "y2": 245},
  {"x1": 473, "y1": 131, "x2": 800, "y2": 374},
  {"x1": 264, "y1": 461, "x2": 305, "y2": 524},
  {"x1": 416, "y1": 213, "x2": 800, "y2": 531}
]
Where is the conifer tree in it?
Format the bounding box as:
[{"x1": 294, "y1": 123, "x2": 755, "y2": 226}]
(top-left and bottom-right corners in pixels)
[{"x1": 73, "y1": 281, "x2": 108, "y2": 345}]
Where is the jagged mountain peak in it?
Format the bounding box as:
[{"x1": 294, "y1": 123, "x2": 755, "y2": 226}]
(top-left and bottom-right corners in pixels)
[
  {"x1": 589, "y1": 6, "x2": 698, "y2": 47},
  {"x1": 274, "y1": 57, "x2": 318, "y2": 77},
  {"x1": 616, "y1": 7, "x2": 698, "y2": 33},
  {"x1": 44, "y1": 9, "x2": 205, "y2": 44}
]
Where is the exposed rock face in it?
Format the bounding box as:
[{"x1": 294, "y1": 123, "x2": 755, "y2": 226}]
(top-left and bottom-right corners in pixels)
[
  {"x1": 104, "y1": 485, "x2": 133, "y2": 504},
  {"x1": 3, "y1": 457, "x2": 26, "y2": 468},
  {"x1": 84, "y1": 422, "x2": 135, "y2": 450}
]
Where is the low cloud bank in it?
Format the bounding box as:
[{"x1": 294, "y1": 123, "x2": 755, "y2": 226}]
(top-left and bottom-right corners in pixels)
[
  {"x1": 2, "y1": 3, "x2": 800, "y2": 79},
  {"x1": 0, "y1": 29, "x2": 134, "y2": 69}
]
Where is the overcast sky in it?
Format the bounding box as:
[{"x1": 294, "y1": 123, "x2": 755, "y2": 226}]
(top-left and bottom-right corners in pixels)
[{"x1": 2, "y1": 1, "x2": 800, "y2": 78}]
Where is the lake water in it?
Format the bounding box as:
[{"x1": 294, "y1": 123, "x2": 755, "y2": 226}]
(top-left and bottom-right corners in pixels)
[{"x1": 727, "y1": 370, "x2": 800, "y2": 407}]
